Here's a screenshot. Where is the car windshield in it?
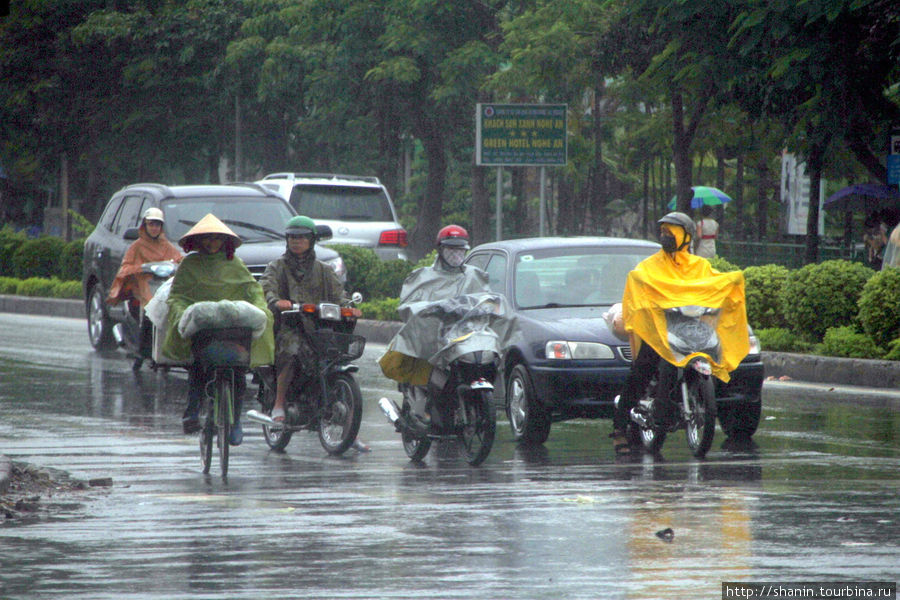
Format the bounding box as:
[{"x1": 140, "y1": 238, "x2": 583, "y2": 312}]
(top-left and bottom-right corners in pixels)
[
  {"x1": 514, "y1": 246, "x2": 654, "y2": 308},
  {"x1": 160, "y1": 197, "x2": 293, "y2": 243},
  {"x1": 289, "y1": 185, "x2": 393, "y2": 221}
]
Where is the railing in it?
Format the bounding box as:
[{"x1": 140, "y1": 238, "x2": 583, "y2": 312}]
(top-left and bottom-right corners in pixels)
[{"x1": 717, "y1": 241, "x2": 865, "y2": 269}]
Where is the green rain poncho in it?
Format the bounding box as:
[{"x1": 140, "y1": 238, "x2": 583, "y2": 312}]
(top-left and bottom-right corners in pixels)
[{"x1": 162, "y1": 251, "x2": 274, "y2": 367}]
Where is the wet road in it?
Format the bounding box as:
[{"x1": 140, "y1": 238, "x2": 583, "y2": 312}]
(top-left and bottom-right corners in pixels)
[{"x1": 1, "y1": 313, "x2": 899, "y2": 599}]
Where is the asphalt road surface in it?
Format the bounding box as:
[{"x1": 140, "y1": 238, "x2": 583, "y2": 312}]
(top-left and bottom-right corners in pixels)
[{"x1": 1, "y1": 313, "x2": 898, "y2": 599}]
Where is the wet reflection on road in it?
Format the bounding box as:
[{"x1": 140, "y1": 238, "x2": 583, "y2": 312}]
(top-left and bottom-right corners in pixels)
[{"x1": 0, "y1": 314, "x2": 898, "y2": 599}]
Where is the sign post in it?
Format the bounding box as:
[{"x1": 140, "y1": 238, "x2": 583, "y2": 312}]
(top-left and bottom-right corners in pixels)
[{"x1": 476, "y1": 103, "x2": 567, "y2": 239}]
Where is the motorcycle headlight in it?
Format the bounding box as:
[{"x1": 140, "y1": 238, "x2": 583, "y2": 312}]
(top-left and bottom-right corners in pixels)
[
  {"x1": 545, "y1": 341, "x2": 615, "y2": 360},
  {"x1": 322, "y1": 255, "x2": 346, "y2": 280},
  {"x1": 149, "y1": 263, "x2": 176, "y2": 277}
]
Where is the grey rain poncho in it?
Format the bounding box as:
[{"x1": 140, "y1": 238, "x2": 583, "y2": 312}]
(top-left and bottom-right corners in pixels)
[{"x1": 379, "y1": 260, "x2": 516, "y2": 383}]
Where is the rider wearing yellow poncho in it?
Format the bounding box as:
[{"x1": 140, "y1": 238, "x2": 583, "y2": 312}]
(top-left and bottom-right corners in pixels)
[{"x1": 611, "y1": 211, "x2": 749, "y2": 455}]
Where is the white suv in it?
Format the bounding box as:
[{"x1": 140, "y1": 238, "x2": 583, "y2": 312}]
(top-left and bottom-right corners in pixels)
[{"x1": 256, "y1": 172, "x2": 408, "y2": 261}]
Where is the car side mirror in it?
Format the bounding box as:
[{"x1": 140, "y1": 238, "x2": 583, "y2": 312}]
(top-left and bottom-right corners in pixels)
[
  {"x1": 123, "y1": 227, "x2": 140, "y2": 241},
  {"x1": 351, "y1": 292, "x2": 363, "y2": 305},
  {"x1": 316, "y1": 224, "x2": 333, "y2": 242}
]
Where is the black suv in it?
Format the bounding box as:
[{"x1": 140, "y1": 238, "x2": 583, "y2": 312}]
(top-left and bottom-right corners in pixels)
[{"x1": 82, "y1": 183, "x2": 346, "y2": 350}]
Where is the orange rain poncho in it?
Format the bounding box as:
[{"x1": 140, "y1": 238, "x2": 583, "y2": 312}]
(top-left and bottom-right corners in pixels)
[
  {"x1": 107, "y1": 220, "x2": 182, "y2": 306},
  {"x1": 622, "y1": 225, "x2": 749, "y2": 382}
]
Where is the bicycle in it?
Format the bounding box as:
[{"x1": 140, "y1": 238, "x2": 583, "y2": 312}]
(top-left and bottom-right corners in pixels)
[{"x1": 191, "y1": 326, "x2": 253, "y2": 477}]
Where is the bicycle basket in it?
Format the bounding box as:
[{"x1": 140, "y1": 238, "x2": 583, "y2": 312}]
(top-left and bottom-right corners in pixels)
[
  {"x1": 191, "y1": 327, "x2": 253, "y2": 367},
  {"x1": 312, "y1": 330, "x2": 366, "y2": 361}
]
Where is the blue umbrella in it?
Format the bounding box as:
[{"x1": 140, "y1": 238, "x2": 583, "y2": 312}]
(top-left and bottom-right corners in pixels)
[{"x1": 667, "y1": 186, "x2": 733, "y2": 210}]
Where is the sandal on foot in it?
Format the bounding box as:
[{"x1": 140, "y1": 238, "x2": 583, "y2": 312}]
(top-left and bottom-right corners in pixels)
[{"x1": 270, "y1": 407, "x2": 285, "y2": 423}]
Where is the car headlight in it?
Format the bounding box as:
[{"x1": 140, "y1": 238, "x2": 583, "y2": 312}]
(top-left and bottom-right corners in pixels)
[
  {"x1": 322, "y1": 255, "x2": 346, "y2": 280},
  {"x1": 545, "y1": 341, "x2": 615, "y2": 360}
]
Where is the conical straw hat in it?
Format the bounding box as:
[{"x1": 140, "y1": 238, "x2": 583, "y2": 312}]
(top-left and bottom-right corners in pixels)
[{"x1": 179, "y1": 213, "x2": 242, "y2": 249}]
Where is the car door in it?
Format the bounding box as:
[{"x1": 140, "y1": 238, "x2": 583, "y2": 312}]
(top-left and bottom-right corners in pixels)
[{"x1": 102, "y1": 194, "x2": 146, "y2": 292}]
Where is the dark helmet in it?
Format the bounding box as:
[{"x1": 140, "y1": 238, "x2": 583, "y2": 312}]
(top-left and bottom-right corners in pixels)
[
  {"x1": 657, "y1": 211, "x2": 696, "y2": 240},
  {"x1": 435, "y1": 224, "x2": 469, "y2": 248},
  {"x1": 285, "y1": 215, "x2": 316, "y2": 237}
]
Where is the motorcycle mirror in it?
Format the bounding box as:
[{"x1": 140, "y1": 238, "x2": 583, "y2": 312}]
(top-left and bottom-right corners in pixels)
[
  {"x1": 351, "y1": 292, "x2": 363, "y2": 305},
  {"x1": 123, "y1": 227, "x2": 140, "y2": 241},
  {"x1": 315, "y1": 224, "x2": 333, "y2": 242}
]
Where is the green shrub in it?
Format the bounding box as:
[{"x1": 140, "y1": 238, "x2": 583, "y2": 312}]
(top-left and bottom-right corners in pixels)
[
  {"x1": 16, "y1": 277, "x2": 58, "y2": 297},
  {"x1": 709, "y1": 255, "x2": 740, "y2": 272},
  {"x1": 52, "y1": 279, "x2": 82, "y2": 299},
  {"x1": 359, "y1": 297, "x2": 401, "y2": 321},
  {"x1": 816, "y1": 326, "x2": 883, "y2": 359},
  {"x1": 331, "y1": 244, "x2": 381, "y2": 299},
  {"x1": 0, "y1": 276, "x2": 18, "y2": 294},
  {"x1": 743, "y1": 264, "x2": 790, "y2": 330},
  {"x1": 367, "y1": 259, "x2": 414, "y2": 299},
  {"x1": 12, "y1": 236, "x2": 68, "y2": 279},
  {"x1": 856, "y1": 268, "x2": 900, "y2": 348},
  {"x1": 884, "y1": 338, "x2": 900, "y2": 361},
  {"x1": 0, "y1": 225, "x2": 28, "y2": 277},
  {"x1": 755, "y1": 327, "x2": 815, "y2": 353},
  {"x1": 60, "y1": 239, "x2": 85, "y2": 281},
  {"x1": 68, "y1": 210, "x2": 95, "y2": 238},
  {"x1": 780, "y1": 259, "x2": 874, "y2": 341}
]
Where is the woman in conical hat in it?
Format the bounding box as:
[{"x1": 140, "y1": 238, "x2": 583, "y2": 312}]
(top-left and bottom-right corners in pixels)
[
  {"x1": 178, "y1": 213, "x2": 242, "y2": 259},
  {"x1": 163, "y1": 213, "x2": 274, "y2": 445}
]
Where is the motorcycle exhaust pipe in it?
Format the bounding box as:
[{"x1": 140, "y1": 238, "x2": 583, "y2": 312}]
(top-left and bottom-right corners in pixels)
[
  {"x1": 245, "y1": 409, "x2": 279, "y2": 427},
  {"x1": 378, "y1": 397, "x2": 402, "y2": 425}
]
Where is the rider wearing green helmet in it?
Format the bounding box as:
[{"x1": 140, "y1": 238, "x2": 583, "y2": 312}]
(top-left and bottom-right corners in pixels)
[{"x1": 259, "y1": 216, "x2": 362, "y2": 427}]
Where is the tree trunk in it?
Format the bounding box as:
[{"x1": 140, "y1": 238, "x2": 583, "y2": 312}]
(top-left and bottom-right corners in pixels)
[
  {"x1": 470, "y1": 160, "x2": 489, "y2": 248},
  {"x1": 408, "y1": 123, "x2": 446, "y2": 262},
  {"x1": 590, "y1": 77, "x2": 606, "y2": 233},
  {"x1": 671, "y1": 90, "x2": 694, "y2": 213},
  {"x1": 735, "y1": 153, "x2": 744, "y2": 240},
  {"x1": 805, "y1": 137, "x2": 830, "y2": 264}
]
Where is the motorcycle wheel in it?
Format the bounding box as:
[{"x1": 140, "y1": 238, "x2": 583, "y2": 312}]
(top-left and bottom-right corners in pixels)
[
  {"x1": 87, "y1": 284, "x2": 116, "y2": 350},
  {"x1": 401, "y1": 398, "x2": 431, "y2": 462},
  {"x1": 217, "y1": 375, "x2": 232, "y2": 477},
  {"x1": 459, "y1": 389, "x2": 496, "y2": 467},
  {"x1": 258, "y1": 383, "x2": 293, "y2": 452},
  {"x1": 639, "y1": 399, "x2": 667, "y2": 455},
  {"x1": 318, "y1": 373, "x2": 363, "y2": 456},
  {"x1": 685, "y1": 375, "x2": 717, "y2": 458},
  {"x1": 506, "y1": 363, "x2": 551, "y2": 445}
]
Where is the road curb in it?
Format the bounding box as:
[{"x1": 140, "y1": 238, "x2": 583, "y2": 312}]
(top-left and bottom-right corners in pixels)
[{"x1": 2, "y1": 295, "x2": 899, "y2": 390}]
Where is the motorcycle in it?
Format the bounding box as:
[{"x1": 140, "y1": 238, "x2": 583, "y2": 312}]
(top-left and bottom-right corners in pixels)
[
  {"x1": 246, "y1": 293, "x2": 365, "y2": 456},
  {"x1": 110, "y1": 260, "x2": 177, "y2": 371},
  {"x1": 628, "y1": 304, "x2": 721, "y2": 458},
  {"x1": 378, "y1": 293, "x2": 509, "y2": 466}
]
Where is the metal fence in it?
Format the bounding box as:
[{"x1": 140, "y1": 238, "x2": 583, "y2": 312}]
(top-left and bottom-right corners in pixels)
[{"x1": 717, "y1": 240, "x2": 864, "y2": 269}]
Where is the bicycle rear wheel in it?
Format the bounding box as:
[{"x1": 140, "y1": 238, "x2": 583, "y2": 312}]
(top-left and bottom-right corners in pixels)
[{"x1": 216, "y1": 373, "x2": 232, "y2": 477}]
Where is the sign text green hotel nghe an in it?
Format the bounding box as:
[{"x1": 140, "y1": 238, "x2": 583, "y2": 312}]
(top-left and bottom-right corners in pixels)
[{"x1": 476, "y1": 103, "x2": 568, "y2": 167}]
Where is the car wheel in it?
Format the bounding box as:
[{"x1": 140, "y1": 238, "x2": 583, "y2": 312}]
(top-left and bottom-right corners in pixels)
[
  {"x1": 87, "y1": 284, "x2": 116, "y2": 350},
  {"x1": 506, "y1": 363, "x2": 551, "y2": 445},
  {"x1": 718, "y1": 396, "x2": 762, "y2": 439}
]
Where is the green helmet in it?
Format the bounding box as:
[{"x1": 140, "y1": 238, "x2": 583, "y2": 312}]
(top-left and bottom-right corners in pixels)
[{"x1": 285, "y1": 215, "x2": 316, "y2": 237}]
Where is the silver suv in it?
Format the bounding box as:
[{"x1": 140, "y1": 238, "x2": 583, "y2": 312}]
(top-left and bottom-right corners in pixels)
[{"x1": 256, "y1": 172, "x2": 408, "y2": 261}]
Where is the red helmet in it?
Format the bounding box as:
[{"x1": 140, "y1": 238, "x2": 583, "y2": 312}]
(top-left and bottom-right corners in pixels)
[{"x1": 436, "y1": 224, "x2": 469, "y2": 248}]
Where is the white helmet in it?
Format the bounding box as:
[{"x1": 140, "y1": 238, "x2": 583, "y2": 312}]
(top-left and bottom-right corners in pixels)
[{"x1": 142, "y1": 207, "x2": 165, "y2": 223}]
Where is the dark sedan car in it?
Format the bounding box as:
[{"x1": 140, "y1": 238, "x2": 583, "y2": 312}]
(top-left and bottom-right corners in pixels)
[
  {"x1": 465, "y1": 237, "x2": 764, "y2": 445},
  {"x1": 82, "y1": 182, "x2": 346, "y2": 351}
]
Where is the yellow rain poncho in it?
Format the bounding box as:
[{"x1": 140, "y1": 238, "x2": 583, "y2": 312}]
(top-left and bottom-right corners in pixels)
[{"x1": 623, "y1": 225, "x2": 749, "y2": 382}]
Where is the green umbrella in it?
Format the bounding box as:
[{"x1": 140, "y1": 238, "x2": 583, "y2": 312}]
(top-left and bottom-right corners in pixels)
[{"x1": 667, "y1": 186, "x2": 733, "y2": 210}]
